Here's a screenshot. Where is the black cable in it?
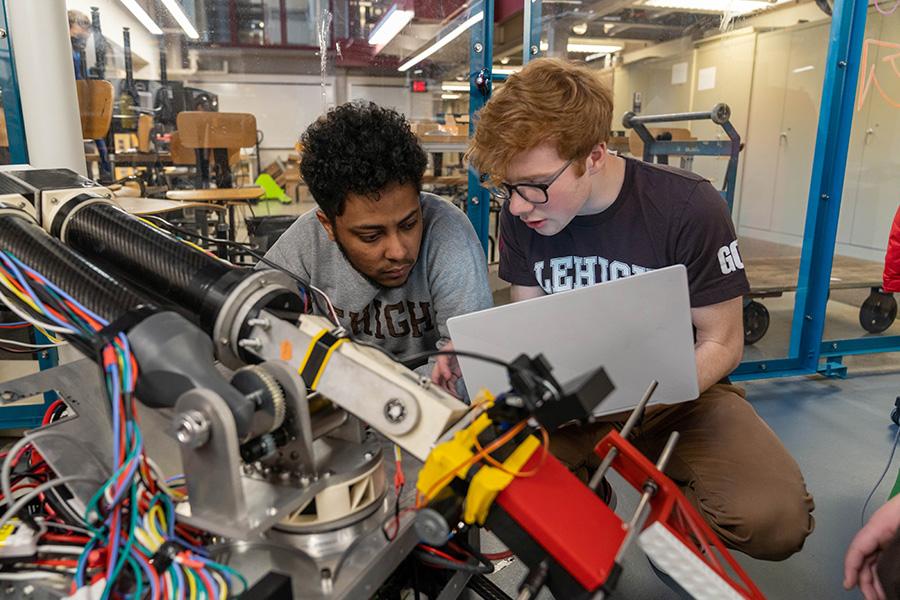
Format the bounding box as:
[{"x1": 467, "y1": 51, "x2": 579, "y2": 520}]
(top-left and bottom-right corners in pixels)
[
  {"x1": 413, "y1": 551, "x2": 493, "y2": 574},
  {"x1": 140, "y1": 215, "x2": 333, "y2": 320},
  {"x1": 400, "y1": 349, "x2": 514, "y2": 371},
  {"x1": 43, "y1": 487, "x2": 88, "y2": 528}
]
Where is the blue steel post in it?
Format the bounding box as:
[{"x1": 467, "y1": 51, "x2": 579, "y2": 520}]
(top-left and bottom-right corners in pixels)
[
  {"x1": 522, "y1": 0, "x2": 542, "y2": 64},
  {"x1": 467, "y1": 0, "x2": 494, "y2": 255},
  {"x1": 734, "y1": 0, "x2": 869, "y2": 380},
  {"x1": 0, "y1": 2, "x2": 28, "y2": 163}
]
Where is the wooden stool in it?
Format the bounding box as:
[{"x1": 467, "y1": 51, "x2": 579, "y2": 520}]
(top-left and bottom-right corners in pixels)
[{"x1": 167, "y1": 187, "x2": 263, "y2": 256}]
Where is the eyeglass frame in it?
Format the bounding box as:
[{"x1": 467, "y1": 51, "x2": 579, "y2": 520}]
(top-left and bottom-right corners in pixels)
[{"x1": 486, "y1": 159, "x2": 575, "y2": 205}]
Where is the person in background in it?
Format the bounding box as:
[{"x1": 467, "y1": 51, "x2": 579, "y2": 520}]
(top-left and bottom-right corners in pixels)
[
  {"x1": 843, "y1": 205, "x2": 900, "y2": 600},
  {"x1": 68, "y1": 9, "x2": 112, "y2": 182}
]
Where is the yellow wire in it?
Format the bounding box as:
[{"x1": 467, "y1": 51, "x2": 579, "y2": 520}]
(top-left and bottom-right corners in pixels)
[
  {"x1": 149, "y1": 505, "x2": 167, "y2": 545},
  {"x1": 212, "y1": 572, "x2": 227, "y2": 600},
  {"x1": 185, "y1": 567, "x2": 198, "y2": 600},
  {"x1": 0, "y1": 269, "x2": 67, "y2": 344},
  {"x1": 0, "y1": 271, "x2": 40, "y2": 312}
]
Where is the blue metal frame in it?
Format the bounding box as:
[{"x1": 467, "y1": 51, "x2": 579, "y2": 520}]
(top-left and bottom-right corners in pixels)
[
  {"x1": 735, "y1": 0, "x2": 872, "y2": 380},
  {"x1": 0, "y1": 1, "x2": 27, "y2": 163},
  {"x1": 466, "y1": 0, "x2": 494, "y2": 255},
  {"x1": 522, "y1": 0, "x2": 542, "y2": 64}
]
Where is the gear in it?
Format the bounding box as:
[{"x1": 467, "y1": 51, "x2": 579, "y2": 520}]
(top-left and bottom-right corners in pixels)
[{"x1": 231, "y1": 365, "x2": 286, "y2": 434}]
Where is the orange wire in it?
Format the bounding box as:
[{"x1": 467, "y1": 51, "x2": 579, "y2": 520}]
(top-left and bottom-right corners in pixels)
[
  {"x1": 416, "y1": 420, "x2": 528, "y2": 509},
  {"x1": 472, "y1": 426, "x2": 551, "y2": 478}
]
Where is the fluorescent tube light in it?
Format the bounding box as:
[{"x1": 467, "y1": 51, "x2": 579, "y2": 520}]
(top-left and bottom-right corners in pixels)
[
  {"x1": 398, "y1": 11, "x2": 484, "y2": 72},
  {"x1": 369, "y1": 5, "x2": 414, "y2": 47},
  {"x1": 792, "y1": 65, "x2": 815, "y2": 74},
  {"x1": 538, "y1": 39, "x2": 622, "y2": 54},
  {"x1": 120, "y1": 0, "x2": 163, "y2": 35},
  {"x1": 492, "y1": 66, "x2": 521, "y2": 75},
  {"x1": 441, "y1": 82, "x2": 470, "y2": 92},
  {"x1": 642, "y1": 0, "x2": 787, "y2": 15},
  {"x1": 567, "y1": 40, "x2": 622, "y2": 53},
  {"x1": 441, "y1": 93, "x2": 461, "y2": 99},
  {"x1": 160, "y1": 0, "x2": 200, "y2": 39}
]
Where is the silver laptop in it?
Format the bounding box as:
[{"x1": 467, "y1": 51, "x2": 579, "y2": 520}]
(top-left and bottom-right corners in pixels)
[{"x1": 448, "y1": 265, "x2": 699, "y2": 417}]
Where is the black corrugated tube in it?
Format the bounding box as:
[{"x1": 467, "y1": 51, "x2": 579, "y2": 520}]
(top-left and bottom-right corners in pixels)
[
  {"x1": 62, "y1": 202, "x2": 245, "y2": 332},
  {"x1": 0, "y1": 212, "x2": 154, "y2": 327}
]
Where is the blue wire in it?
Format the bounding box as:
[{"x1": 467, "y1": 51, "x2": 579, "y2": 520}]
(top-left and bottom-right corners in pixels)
[
  {"x1": 0, "y1": 253, "x2": 73, "y2": 331},
  {"x1": 74, "y1": 536, "x2": 98, "y2": 588},
  {"x1": 0, "y1": 321, "x2": 27, "y2": 326},
  {"x1": 205, "y1": 567, "x2": 220, "y2": 600},
  {"x1": 5, "y1": 252, "x2": 109, "y2": 327},
  {"x1": 174, "y1": 565, "x2": 186, "y2": 600},
  {"x1": 132, "y1": 547, "x2": 159, "y2": 600}
]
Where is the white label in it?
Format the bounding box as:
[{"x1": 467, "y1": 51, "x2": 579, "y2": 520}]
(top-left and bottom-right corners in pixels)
[
  {"x1": 672, "y1": 62, "x2": 688, "y2": 85},
  {"x1": 698, "y1": 66, "x2": 717, "y2": 91}
]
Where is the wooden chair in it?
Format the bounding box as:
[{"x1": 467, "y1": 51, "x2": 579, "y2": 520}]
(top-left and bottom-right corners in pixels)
[
  {"x1": 176, "y1": 111, "x2": 256, "y2": 189},
  {"x1": 76, "y1": 79, "x2": 114, "y2": 140},
  {"x1": 170, "y1": 112, "x2": 262, "y2": 254}
]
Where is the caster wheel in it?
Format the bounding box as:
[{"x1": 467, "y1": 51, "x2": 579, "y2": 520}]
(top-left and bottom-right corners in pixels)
[
  {"x1": 743, "y1": 300, "x2": 769, "y2": 345},
  {"x1": 860, "y1": 291, "x2": 897, "y2": 334}
]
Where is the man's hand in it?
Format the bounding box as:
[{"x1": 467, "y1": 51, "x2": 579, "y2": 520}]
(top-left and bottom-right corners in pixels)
[
  {"x1": 844, "y1": 496, "x2": 900, "y2": 599},
  {"x1": 431, "y1": 341, "x2": 462, "y2": 397}
]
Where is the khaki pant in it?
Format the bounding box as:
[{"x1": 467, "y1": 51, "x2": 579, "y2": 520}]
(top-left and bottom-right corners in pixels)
[{"x1": 550, "y1": 383, "x2": 815, "y2": 561}]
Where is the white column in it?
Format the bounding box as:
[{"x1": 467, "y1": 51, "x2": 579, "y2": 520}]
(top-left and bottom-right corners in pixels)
[{"x1": 8, "y1": 0, "x2": 86, "y2": 175}]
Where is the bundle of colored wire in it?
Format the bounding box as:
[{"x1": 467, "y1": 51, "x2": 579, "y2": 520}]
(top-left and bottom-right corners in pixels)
[{"x1": 0, "y1": 249, "x2": 247, "y2": 598}]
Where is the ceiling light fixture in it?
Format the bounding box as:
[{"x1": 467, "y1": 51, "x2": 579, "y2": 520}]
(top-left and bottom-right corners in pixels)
[
  {"x1": 120, "y1": 0, "x2": 163, "y2": 35},
  {"x1": 160, "y1": 0, "x2": 200, "y2": 39},
  {"x1": 566, "y1": 39, "x2": 623, "y2": 54},
  {"x1": 398, "y1": 11, "x2": 484, "y2": 72},
  {"x1": 642, "y1": 0, "x2": 788, "y2": 15},
  {"x1": 441, "y1": 93, "x2": 461, "y2": 99},
  {"x1": 441, "y1": 82, "x2": 470, "y2": 91},
  {"x1": 368, "y1": 5, "x2": 415, "y2": 47}
]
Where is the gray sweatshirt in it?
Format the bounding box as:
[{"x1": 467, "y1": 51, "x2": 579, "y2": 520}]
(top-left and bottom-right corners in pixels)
[{"x1": 262, "y1": 193, "x2": 493, "y2": 361}]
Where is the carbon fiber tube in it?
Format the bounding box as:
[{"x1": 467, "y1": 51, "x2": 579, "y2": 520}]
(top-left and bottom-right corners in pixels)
[
  {"x1": 0, "y1": 208, "x2": 256, "y2": 436},
  {"x1": 0, "y1": 211, "x2": 153, "y2": 326},
  {"x1": 61, "y1": 201, "x2": 242, "y2": 332}
]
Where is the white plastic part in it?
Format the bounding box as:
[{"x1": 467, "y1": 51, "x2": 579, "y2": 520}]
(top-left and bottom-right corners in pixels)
[
  {"x1": 282, "y1": 460, "x2": 383, "y2": 527},
  {"x1": 638, "y1": 522, "x2": 744, "y2": 600},
  {"x1": 6, "y1": 0, "x2": 86, "y2": 175},
  {"x1": 64, "y1": 578, "x2": 107, "y2": 600},
  {"x1": 0, "y1": 519, "x2": 39, "y2": 559}
]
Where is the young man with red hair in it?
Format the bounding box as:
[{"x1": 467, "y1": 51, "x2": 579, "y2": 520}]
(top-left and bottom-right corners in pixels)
[{"x1": 467, "y1": 58, "x2": 814, "y2": 561}]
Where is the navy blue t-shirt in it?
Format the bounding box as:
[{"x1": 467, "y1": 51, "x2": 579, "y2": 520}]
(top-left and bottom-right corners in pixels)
[{"x1": 498, "y1": 157, "x2": 750, "y2": 307}]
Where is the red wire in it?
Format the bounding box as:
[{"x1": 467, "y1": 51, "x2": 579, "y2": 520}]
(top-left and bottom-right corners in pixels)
[
  {"x1": 42, "y1": 533, "x2": 91, "y2": 545},
  {"x1": 35, "y1": 559, "x2": 79, "y2": 567},
  {"x1": 195, "y1": 569, "x2": 217, "y2": 599},
  {"x1": 132, "y1": 551, "x2": 161, "y2": 600},
  {"x1": 418, "y1": 544, "x2": 466, "y2": 564},
  {"x1": 42, "y1": 399, "x2": 65, "y2": 425},
  {"x1": 0, "y1": 323, "x2": 29, "y2": 329}
]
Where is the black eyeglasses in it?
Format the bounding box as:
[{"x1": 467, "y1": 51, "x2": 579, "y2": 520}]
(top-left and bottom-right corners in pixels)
[{"x1": 485, "y1": 159, "x2": 574, "y2": 205}]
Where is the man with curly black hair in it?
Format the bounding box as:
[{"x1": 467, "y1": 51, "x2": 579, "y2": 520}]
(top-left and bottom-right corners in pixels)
[{"x1": 264, "y1": 102, "x2": 492, "y2": 395}]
